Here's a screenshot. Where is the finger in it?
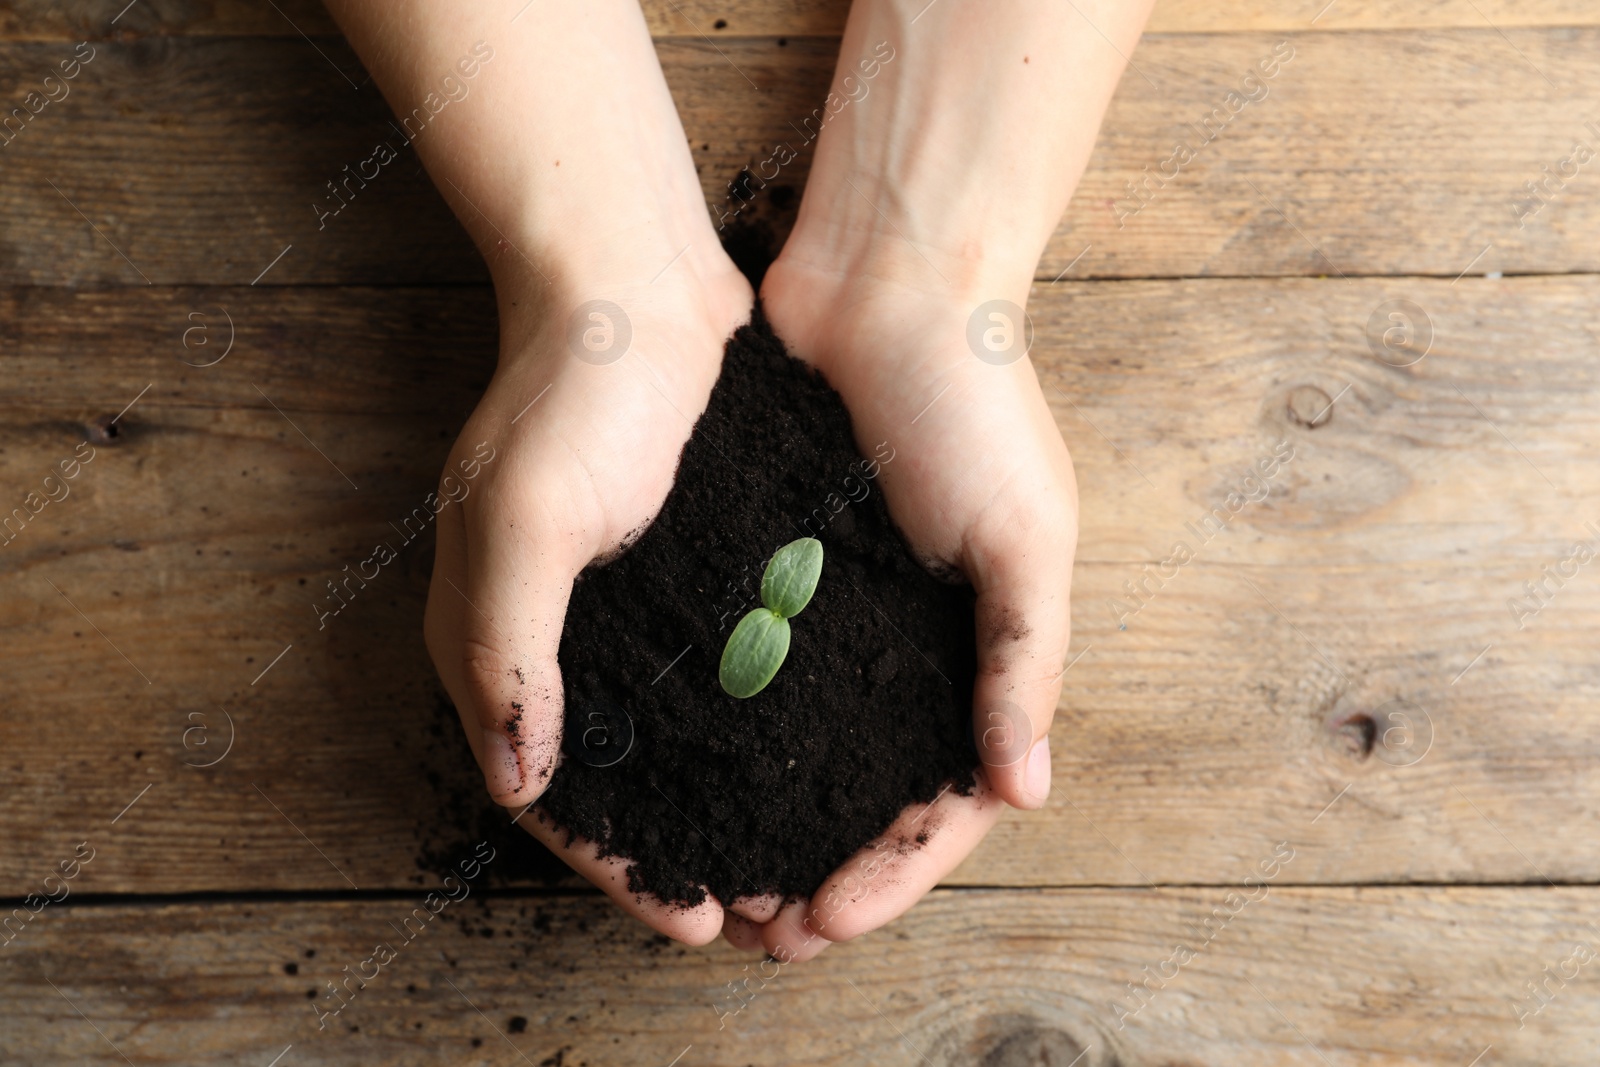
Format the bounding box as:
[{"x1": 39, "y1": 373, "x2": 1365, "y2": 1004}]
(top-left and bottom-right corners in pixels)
[
  {"x1": 428, "y1": 476, "x2": 586, "y2": 810},
  {"x1": 806, "y1": 772, "x2": 1004, "y2": 944},
  {"x1": 759, "y1": 899, "x2": 832, "y2": 963},
  {"x1": 966, "y1": 486, "x2": 1077, "y2": 810},
  {"x1": 426, "y1": 502, "x2": 483, "y2": 758},
  {"x1": 516, "y1": 807, "x2": 724, "y2": 946},
  {"x1": 727, "y1": 893, "x2": 783, "y2": 923},
  {"x1": 720, "y1": 912, "x2": 766, "y2": 953}
]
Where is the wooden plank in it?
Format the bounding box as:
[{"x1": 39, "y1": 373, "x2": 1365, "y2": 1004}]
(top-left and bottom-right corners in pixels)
[
  {"x1": 982, "y1": 272, "x2": 1600, "y2": 886},
  {"x1": 1145, "y1": 0, "x2": 1600, "y2": 32},
  {"x1": 0, "y1": 285, "x2": 577, "y2": 895},
  {"x1": 652, "y1": 0, "x2": 1600, "y2": 34},
  {"x1": 1, "y1": 889, "x2": 1595, "y2": 1063},
  {"x1": 0, "y1": 30, "x2": 1594, "y2": 285},
  {"x1": 4, "y1": 0, "x2": 1596, "y2": 40},
  {"x1": 1057, "y1": 27, "x2": 1598, "y2": 280},
  {"x1": 0, "y1": 37, "x2": 486, "y2": 287},
  {"x1": 0, "y1": 0, "x2": 346, "y2": 39},
  {"x1": 2, "y1": 275, "x2": 1597, "y2": 893}
]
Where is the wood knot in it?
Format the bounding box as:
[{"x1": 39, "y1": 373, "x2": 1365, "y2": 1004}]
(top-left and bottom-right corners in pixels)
[
  {"x1": 85, "y1": 414, "x2": 125, "y2": 444},
  {"x1": 1330, "y1": 712, "x2": 1377, "y2": 760},
  {"x1": 980, "y1": 1027, "x2": 1099, "y2": 1067},
  {"x1": 1287, "y1": 385, "x2": 1334, "y2": 428}
]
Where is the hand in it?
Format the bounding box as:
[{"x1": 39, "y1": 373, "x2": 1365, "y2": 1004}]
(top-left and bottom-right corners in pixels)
[
  {"x1": 703, "y1": 0, "x2": 1144, "y2": 955},
  {"x1": 734, "y1": 247, "x2": 1079, "y2": 960},
  {"x1": 425, "y1": 259, "x2": 751, "y2": 945},
  {"x1": 329, "y1": 0, "x2": 1130, "y2": 955},
  {"x1": 323, "y1": 0, "x2": 759, "y2": 945}
]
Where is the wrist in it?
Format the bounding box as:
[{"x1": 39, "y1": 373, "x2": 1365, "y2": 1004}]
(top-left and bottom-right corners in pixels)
[
  {"x1": 761, "y1": 230, "x2": 1036, "y2": 337},
  {"x1": 768, "y1": 219, "x2": 1036, "y2": 316},
  {"x1": 488, "y1": 197, "x2": 750, "y2": 366}
]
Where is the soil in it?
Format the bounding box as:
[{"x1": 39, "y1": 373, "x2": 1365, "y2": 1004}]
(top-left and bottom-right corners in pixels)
[
  {"x1": 405, "y1": 174, "x2": 811, "y2": 894},
  {"x1": 718, "y1": 175, "x2": 797, "y2": 289},
  {"x1": 537, "y1": 309, "x2": 980, "y2": 907}
]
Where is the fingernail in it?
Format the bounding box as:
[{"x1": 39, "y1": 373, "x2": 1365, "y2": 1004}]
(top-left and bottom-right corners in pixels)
[
  {"x1": 480, "y1": 728, "x2": 522, "y2": 799},
  {"x1": 1023, "y1": 736, "x2": 1052, "y2": 803}
]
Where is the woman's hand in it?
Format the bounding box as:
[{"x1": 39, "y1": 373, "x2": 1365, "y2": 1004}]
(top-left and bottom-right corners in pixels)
[
  {"x1": 427, "y1": 261, "x2": 751, "y2": 945},
  {"x1": 710, "y1": 0, "x2": 1146, "y2": 957},
  {"x1": 318, "y1": 0, "x2": 761, "y2": 944},
  {"x1": 742, "y1": 253, "x2": 1078, "y2": 959}
]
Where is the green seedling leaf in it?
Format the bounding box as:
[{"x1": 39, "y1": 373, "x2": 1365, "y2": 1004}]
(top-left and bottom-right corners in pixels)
[
  {"x1": 761, "y1": 537, "x2": 824, "y2": 619},
  {"x1": 719, "y1": 608, "x2": 791, "y2": 699}
]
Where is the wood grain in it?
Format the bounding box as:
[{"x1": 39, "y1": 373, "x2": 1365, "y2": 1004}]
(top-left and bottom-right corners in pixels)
[
  {"x1": 0, "y1": 30, "x2": 1594, "y2": 285},
  {"x1": 1, "y1": 275, "x2": 1596, "y2": 894},
  {"x1": 0, "y1": 285, "x2": 569, "y2": 896},
  {"x1": 5, "y1": 0, "x2": 1597, "y2": 40},
  {"x1": 1, "y1": 888, "x2": 1594, "y2": 1064},
  {"x1": 1146, "y1": 0, "x2": 1600, "y2": 32},
  {"x1": 1, "y1": 2, "x2": 1591, "y2": 1057}
]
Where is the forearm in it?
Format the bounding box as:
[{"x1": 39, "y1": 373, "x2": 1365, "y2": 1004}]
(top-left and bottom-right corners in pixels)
[
  {"x1": 785, "y1": 0, "x2": 1155, "y2": 298},
  {"x1": 322, "y1": 1, "x2": 728, "y2": 322}
]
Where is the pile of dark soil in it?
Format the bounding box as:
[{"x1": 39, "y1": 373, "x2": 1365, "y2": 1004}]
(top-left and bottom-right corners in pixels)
[{"x1": 538, "y1": 311, "x2": 979, "y2": 906}]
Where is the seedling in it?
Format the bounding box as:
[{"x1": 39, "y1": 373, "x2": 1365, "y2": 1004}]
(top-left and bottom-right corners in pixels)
[{"x1": 719, "y1": 538, "x2": 824, "y2": 698}]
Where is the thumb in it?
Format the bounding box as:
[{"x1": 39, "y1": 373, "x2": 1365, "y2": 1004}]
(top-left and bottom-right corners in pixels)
[
  {"x1": 426, "y1": 485, "x2": 580, "y2": 810},
  {"x1": 966, "y1": 497, "x2": 1076, "y2": 810}
]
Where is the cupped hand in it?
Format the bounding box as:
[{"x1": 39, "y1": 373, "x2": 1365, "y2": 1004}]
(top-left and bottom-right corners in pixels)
[
  {"x1": 742, "y1": 251, "x2": 1079, "y2": 958},
  {"x1": 425, "y1": 260, "x2": 751, "y2": 944}
]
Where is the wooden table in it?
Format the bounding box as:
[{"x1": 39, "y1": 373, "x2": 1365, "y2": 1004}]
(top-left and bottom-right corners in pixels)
[{"x1": 3, "y1": 1, "x2": 1599, "y2": 1063}]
